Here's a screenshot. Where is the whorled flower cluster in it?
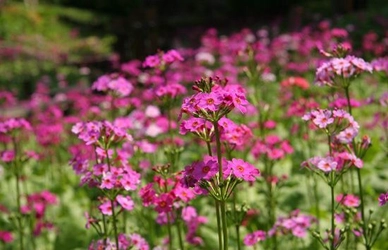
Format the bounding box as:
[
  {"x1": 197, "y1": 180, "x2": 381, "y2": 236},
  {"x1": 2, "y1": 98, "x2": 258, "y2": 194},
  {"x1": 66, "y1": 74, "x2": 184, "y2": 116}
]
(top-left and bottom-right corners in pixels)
[
  {"x1": 302, "y1": 109, "x2": 359, "y2": 144},
  {"x1": 180, "y1": 78, "x2": 250, "y2": 122},
  {"x1": 315, "y1": 55, "x2": 372, "y2": 87}
]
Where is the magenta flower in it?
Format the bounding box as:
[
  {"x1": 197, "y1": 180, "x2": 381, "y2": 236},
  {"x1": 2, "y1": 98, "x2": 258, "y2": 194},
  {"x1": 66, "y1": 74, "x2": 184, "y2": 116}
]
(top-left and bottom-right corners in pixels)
[
  {"x1": 315, "y1": 55, "x2": 372, "y2": 86},
  {"x1": 143, "y1": 55, "x2": 160, "y2": 68},
  {"x1": 174, "y1": 184, "x2": 196, "y2": 203},
  {"x1": 182, "y1": 206, "x2": 198, "y2": 222},
  {"x1": 100, "y1": 172, "x2": 116, "y2": 189},
  {"x1": 243, "y1": 230, "x2": 266, "y2": 246},
  {"x1": 92, "y1": 74, "x2": 133, "y2": 97},
  {"x1": 317, "y1": 157, "x2": 338, "y2": 172},
  {"x1": 116, "y1": 195, "x2": 134, "y2": 211},
  {"x1": 99, "y1": 201, "x2": 113, "y2": 216},
  {"x1": 336, "y1": 194, "x2": 360, "y2": 207},
  {"x1": 155, "y1": 193, "x2": 174, "y2": 213},
  {"x1": 162, "y1": 49, "x2": 184, "y2": 63},
  {"x1": 0, "y1": 150, "x2": 15, "y2": 162},
  {"x1": 192, "y1": 159, "x2": 218, "y2": 181},
  {"x1": 0, "y1": 118, "x2": 32, "y2": 133},
  {"x1": 227, "y1": 158, "x2": 260, "y2": 181},
  {"x1": 379, "y1": 192, "x2": 388, "y2": 206},
  {"x1": 0, "y1": 230, "x2": 13, "y2": 243}
]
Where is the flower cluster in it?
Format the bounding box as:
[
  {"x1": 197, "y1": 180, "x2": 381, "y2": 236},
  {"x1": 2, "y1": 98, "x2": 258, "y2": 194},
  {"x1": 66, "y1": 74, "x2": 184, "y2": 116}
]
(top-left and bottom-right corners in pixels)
[
  {"x1": 143, "y1": 49, "x2": 184, "y2": 69},
  {"x1": 218, "y1": 117, "x2": 253, "y2": 148},
  {"x1": 379, "y1": 192, "x2": 388, "y2": 206},
  {"x1": 88, "y1": 233, "x2": 149, "y2": 250},
  {"x1": 371, "y1": 57, "x2": 388, "y2": 75},
  {"x1": 21, "y1": 191, "x2": 58, "y2": 236},
  {"x1": 0, "y1": 118, "x2": 32, "y2": 134},
  {"x1": 243, "y1": 230, "x2": 266, "y2": 246},
  {"x1": 303, "y1": 151, "x2": 362, "y2": 171},
  {"x1": 269, "y1": 209, "x2": 316, "y2": 238},
  {"x1": 336, "y1": 193, "x2": 360, "y2": 207},
  {"x1": 92, "y1": 73, "x2": 134, "y2": 97},
  {"x1": 181, "y1": 77, "x2": 250, "y2": 122},
  {"x1": 72, "y1": 121, "x2": 133, "y2": 146},
  {"x1": 183, "y1": 156, "x2": 260, "y2": 187},
  {"x1": 252, "y1": 135, "x2": 293, "y2": 160},
  {"x1": 302, "y1": 109, "x2": 359, "y2": 144},
  {"x1": 315, "y1": 55, "x2": 372, "y2": 86}
]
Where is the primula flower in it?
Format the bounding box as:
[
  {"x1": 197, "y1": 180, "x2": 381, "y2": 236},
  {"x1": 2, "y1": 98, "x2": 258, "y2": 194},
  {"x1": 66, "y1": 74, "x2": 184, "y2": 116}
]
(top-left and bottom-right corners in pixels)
[
  {"x1": 180, "y1": 78, "x2": 250, "y2": 122},
  {"x1": 192, "y1": 158, "x2": 218, "y2": 181},
  {"x1": 99, "y1": 201, "x2": 113, "y2": 216},
  {"x1": 0, "y1": 150, "x2": 15, "y2": 162},
  {"x1": 0, "y1": 230, "x2": 13, "y2": 243},
  {"x1": 155, "y1": 193, "x2": 174, "y2": 213},
  {"x1": 116, "y1": 195, "x2": 135, "y2": 211},
  {"x1": 315, "y1": 55, "x2": 372, "y2": 87},
  {"x1": 336, "y1": 194, "x2": 360, "y2": 207},
  {"x1": 269, "y1": 210, "x2": 315, "y2": 239},
  {"x1": 0, "y1": 118, "x2": 32, "y2": 134},
  {"x1": 317, "y1": 157, "x2": 338, "y2": 172},
  {"x1": 243, "y1": 230, "x2": 266, "y2": 246},
  {"x1": 379, "y1": 192, "x2": 388, "y2": 206},
  {"x1": 252, "y1": 135, "x2": 293, "y2": 160},
  {"x1": 92, "y1": 74, "x2": 133, "y2": 97},
  {"x1": 302, "y1": 109, "x2": 359, "y2": 141},
  {"x1": 227, "y1": 158, "x2": 260, "y2": 181}
]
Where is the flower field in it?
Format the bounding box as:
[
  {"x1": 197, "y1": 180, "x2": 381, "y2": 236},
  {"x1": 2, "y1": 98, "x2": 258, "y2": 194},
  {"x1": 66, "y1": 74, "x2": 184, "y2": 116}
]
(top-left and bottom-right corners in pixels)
[{"x1": 1, "y1": 20, "x2": 388, "y2": 250}]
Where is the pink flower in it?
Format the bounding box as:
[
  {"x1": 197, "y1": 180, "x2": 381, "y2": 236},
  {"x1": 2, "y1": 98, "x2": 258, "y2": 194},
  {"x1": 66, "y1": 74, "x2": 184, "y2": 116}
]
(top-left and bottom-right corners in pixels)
[
  {"x1": 336, "y1": 194, "x2": 360, "y2": 207},
  {"x1": 228, "y1": 158, "x2": 260, "y2": 181},
  {"x1": 143, "y1": 55, "x2": 160, "y2": 68},
  {"x1": 163, "y1": 49, "x2": 184, "y2": 63},
  {"x1": 155, "y1": 193, "x2": 174, "y2": 213},
  {"x1": 116, "y1": 195, "x2": 135, "y2": 211},
  {"x1": 100, "y1": 172, "x2": 116, "y2": 189},
  {"x1": 317, "y1": 157, "x2": 337, "y2": 172},
  {"x1": 0, "y1": 230, "x2": 13, "y2": 243},
  {"x1": 192, "y1": 159, "x2": 218, "y2": 181},
  {"x1": 243, "y1": 230, "x2": 266, "y2": 246},
  {"x1": 99, "y1": 201, "x2": 113, "y2": 215},
  {"x1": 182, "y1": 206, "x2": 198, "y2": 222},
  {"x1": 174, "y1": 184, "x2": 196, "y2": 202},
  {"x1": 1, "y1": 150, "x2": 15, "y2": 162},
  {"x1": 379, "y1": 192, "x2": 388, "y2": 206},
  {"x1": 312, "y1": 110, "x2": 334, "y2": 128}
]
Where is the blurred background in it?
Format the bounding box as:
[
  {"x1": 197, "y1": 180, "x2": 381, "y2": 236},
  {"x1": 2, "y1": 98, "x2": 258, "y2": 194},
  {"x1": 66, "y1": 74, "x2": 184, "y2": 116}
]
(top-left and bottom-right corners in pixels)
[{"x1": 1, "y1": 0, "x2": 387, "y2": 97}]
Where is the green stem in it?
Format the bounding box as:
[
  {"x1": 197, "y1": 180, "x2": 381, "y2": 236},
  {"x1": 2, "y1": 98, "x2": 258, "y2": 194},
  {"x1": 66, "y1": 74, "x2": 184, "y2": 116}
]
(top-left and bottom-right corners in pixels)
[
  {"x1": 206, "y1": 141, "x2": 212, "y2": 156},
  {"x1": 215, "y1": 201, "x2": 223, "y2": 250},
  {"x1": 313, "y1": 175, "x2": 321, "y2": 231},
  {"x1": 102, "y1": 214, "x2": 108, "y2": 245},
  {"x1": 357, "y1": 168, "x2": 368, "y2": 248},
  {"x1": 330, "y1": 181, "x2": 335, "y2": 250},
  {"x1": 236, "y1": 224, "x2": 241, "y2": 250},
  {"x1": 176, "y1": 216, "x2": 184, "y2": 250},
  {"x1": 233, "y1": 193, "x2": 241, "y2": 250},
  {"x1": 220, "y1": 201, "x2": 228, "y2": 250},
  {"x1": 167, "y1": 212, "x2": 173, "y2": 250}
]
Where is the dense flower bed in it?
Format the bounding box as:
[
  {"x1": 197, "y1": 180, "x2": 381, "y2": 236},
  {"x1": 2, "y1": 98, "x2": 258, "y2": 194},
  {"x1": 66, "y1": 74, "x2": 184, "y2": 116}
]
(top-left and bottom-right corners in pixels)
[{"x1": 0, "y1": 20, "x2": 387, "y2": 250}]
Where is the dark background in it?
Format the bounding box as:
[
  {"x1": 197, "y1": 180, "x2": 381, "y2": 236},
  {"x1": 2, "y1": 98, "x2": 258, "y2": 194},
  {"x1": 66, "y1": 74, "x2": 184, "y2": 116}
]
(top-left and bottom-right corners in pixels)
[{"x1": 55, "y1": 0, "x2": 383, "y2": 60}]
